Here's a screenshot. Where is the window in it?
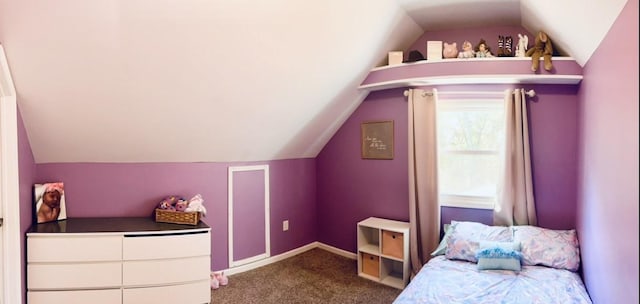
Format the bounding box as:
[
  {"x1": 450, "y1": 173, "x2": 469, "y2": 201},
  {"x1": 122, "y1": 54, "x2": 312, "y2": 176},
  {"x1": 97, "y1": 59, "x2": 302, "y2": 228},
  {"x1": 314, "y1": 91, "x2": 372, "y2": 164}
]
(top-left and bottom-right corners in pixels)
[{"x1": 436, "y1": 99, "x2": 504, "y2": 209}]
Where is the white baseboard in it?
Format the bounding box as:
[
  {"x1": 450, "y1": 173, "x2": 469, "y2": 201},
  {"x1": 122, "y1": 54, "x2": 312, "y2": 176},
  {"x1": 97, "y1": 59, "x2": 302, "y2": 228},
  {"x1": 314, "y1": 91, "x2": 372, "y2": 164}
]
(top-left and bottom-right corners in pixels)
[
  {"x1": 317, "y1": 242, "x2": 357, "y2": 259},
  {"x1": 219, "y1": 242, "x2": 355, "y2": 276}
]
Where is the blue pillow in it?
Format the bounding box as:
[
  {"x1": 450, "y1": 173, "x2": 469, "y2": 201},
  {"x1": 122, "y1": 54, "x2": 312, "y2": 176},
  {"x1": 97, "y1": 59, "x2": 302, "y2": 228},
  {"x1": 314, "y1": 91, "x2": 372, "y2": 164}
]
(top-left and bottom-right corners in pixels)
[{"x1": 476, "y1": 241, "x2": 523, "y2": 271}]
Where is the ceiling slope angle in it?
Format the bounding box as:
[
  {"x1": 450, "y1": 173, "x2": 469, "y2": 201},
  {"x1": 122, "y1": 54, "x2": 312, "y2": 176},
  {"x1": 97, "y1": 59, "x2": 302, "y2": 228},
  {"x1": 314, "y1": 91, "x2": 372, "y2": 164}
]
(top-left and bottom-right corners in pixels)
[{"x1": 0, "y1": 0, "x2": 421, "y2": 163}]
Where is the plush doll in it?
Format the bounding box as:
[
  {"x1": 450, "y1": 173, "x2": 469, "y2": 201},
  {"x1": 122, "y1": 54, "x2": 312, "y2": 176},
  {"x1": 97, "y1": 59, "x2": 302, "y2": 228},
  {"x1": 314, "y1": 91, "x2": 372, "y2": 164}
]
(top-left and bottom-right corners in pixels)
[
  {"x1": 442, "y1": 42, "x2": 459, "y2": 59},
  {"x1": 175, "y1": 199, "x2": 189, "y2": 211},
  {"x1": 457, "y1": 41, "x2": 475, "y2": 58},
  {"x1": 525, "y1": 31, "x2": 554, "y2": 71},
  {"x1": 475, "y1": 39, "x2": 494, "y2": 58},
  {"x1": 158, "y1": 201, "x2": 172, "y2": 210},
  {"x1": 515, "y1": 33, "x2": 529, "y2": 57},
  {"x1": 186, "y1": 193, "x2": 208, "y2": 217}
]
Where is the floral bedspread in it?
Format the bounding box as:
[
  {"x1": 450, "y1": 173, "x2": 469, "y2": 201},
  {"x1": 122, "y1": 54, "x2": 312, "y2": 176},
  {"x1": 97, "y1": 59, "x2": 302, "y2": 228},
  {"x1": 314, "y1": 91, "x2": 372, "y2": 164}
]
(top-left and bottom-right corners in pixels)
[{"x1": 393, "y1": 256, "x2": 592, "y2": 304}]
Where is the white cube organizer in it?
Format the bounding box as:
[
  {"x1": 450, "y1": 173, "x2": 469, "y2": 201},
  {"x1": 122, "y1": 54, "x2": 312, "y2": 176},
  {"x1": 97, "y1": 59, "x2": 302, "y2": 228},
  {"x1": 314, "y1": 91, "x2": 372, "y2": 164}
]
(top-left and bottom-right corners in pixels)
[{"x1": 357, "y1": 217, "x2": 410, "y2": 289}]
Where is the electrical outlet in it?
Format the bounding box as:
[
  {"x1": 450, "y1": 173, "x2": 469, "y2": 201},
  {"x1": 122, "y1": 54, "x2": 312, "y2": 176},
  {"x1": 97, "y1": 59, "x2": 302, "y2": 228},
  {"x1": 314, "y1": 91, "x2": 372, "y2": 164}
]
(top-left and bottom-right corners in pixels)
[{"x1": 283, "y1": 220, "x2": 289, "y2": 231}]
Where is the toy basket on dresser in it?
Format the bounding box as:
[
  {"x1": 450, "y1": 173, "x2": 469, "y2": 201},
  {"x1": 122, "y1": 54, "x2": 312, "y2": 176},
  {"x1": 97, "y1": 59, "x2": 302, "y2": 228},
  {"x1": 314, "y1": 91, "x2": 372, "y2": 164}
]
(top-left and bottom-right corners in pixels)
[{"x1": 155, "y1": 209, "x2": 201, "y2": 225}]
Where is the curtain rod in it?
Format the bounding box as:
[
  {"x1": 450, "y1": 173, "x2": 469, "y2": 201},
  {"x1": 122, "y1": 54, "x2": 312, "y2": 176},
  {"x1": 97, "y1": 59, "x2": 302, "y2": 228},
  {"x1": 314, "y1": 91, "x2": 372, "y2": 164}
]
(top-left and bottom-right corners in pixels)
[{"x1": 403, "y1": 89, "x2": 536, "y2": 98}]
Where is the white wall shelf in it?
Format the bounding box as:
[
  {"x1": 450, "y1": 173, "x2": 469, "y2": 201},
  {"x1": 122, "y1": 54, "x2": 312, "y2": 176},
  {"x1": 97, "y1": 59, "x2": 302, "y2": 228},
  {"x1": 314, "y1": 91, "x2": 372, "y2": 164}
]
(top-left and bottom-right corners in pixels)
[{"x1": 359, "y1": 57, "x2": 583, "y2": 92}]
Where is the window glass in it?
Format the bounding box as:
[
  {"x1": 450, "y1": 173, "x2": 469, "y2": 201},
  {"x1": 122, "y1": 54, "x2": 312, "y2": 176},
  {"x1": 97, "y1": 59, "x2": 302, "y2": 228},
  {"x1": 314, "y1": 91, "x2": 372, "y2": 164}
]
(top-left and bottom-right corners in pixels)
[{"x1": 437, "y1": 99, "x2": 504, "y2": 209}]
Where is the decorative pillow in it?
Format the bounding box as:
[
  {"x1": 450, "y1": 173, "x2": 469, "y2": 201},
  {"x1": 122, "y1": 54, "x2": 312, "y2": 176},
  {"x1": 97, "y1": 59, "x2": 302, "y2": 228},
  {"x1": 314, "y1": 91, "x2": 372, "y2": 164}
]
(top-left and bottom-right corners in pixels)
[
  {"x1": 444, "y1": 221, "x2": 513, "y2": 263},
  {"x1": 430, "y1": 224, "x2": 452, "y2": 256},
  {"x1": 476, "y1": 241, "x2": 523, "y2": 271},
  {"x1": 479, "y1": 240, "x2": 522, "y2": 252},
  {"x1": 513, "y1": 225, "x2": 580, "y2": 271}
]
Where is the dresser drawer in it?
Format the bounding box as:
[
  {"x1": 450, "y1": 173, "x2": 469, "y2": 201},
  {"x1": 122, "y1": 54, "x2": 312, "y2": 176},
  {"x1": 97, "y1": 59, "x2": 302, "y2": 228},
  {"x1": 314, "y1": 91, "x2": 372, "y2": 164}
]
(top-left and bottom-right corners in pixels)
[
  {"x1": 123, "y1": 255, "x2": 210, "y2": 286},
  {"x1": 28, "y1": 289, "x2": 121, "y2": 304},
  {"x1": 123, "y1": 232, "x2": 210, "y2": 260},
  {"x1": 28, "y1": 262, "x2": 122, "y2": 289},
  {"x1": 123, "y1": 280, "x2": 211, "y2": 304},
  {"x1": 28, "y1": 235, "x2": 122, "y2": 262}
]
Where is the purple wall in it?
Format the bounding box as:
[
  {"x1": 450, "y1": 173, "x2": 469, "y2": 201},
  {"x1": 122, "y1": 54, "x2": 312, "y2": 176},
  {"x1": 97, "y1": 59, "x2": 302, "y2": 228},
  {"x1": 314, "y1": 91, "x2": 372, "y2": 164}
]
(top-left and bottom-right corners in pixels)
[
  {"x1": 17, "y1": 107, "x2": 36, "y2": 304},
  {"x1": 577, "y1": 1, "x2": 639, "y2": 303},
  {"x1": 317, "y1": 88, "x2": 410, "y2": 250},
  {"x1": 35, "y1": 159, "x2": 317, "y2": 271},
  {"x1": 231, "y1": 170, "x2": 267, "y2": 261}
]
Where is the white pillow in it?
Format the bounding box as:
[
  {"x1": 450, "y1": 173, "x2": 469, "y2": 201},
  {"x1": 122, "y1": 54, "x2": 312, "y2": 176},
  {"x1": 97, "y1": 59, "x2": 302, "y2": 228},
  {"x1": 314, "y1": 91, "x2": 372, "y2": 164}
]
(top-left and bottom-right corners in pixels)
[{"x1": 513, "y1": 225, "x2": 580, "y2": 271}]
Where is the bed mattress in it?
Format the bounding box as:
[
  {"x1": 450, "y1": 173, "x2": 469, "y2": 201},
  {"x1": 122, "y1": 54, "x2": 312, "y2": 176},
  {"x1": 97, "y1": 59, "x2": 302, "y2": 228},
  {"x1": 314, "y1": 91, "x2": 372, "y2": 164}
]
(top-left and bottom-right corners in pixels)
[{"x1": 393, "y1": 256, "x2": 592, "y2": 304}]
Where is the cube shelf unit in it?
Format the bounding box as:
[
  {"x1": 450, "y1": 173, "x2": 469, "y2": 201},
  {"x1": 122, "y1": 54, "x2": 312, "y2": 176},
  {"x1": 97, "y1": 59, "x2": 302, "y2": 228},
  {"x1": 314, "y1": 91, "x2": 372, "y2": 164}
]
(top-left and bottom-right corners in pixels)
[{"x1": 357, "y1": 217, "x2": 410, "y2": 289}]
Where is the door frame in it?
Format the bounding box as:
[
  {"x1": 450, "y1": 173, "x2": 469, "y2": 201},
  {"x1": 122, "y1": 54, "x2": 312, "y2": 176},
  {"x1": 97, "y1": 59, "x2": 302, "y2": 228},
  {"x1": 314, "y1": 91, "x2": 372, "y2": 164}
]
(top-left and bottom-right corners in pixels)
[
  {"x1": 227, "y1": 165, "x2": 270, "y2": 268},
  {"x1": 0, "y1": 44, "x2": 23, "y2": 304}
]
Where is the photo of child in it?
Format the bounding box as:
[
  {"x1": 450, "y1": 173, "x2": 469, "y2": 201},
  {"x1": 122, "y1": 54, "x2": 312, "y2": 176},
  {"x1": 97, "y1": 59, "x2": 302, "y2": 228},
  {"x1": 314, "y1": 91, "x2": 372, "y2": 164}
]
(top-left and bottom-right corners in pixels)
[{"x1": 34, "y1": 182, "x2": 67, "y2": 223}]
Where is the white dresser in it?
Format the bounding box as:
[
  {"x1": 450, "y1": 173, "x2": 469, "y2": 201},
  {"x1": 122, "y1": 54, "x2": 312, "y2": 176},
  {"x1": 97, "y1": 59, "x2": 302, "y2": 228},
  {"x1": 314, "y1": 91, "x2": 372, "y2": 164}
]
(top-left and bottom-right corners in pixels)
[{"x1": 26, "y1": 217, "x2": 211, "y2": 304}]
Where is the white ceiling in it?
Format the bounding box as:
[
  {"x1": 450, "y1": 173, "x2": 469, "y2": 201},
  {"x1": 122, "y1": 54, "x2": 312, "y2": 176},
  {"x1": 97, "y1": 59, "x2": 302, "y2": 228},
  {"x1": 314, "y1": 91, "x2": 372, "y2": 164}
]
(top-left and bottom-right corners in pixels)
[{"x1": 0, "y1": 0, "x2": 628, "y2": 163}]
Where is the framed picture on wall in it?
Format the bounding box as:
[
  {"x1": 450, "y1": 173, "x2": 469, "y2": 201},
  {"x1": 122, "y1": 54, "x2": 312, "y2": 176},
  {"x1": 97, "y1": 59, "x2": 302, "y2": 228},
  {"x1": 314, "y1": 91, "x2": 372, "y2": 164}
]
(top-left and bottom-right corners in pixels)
[
  {"x1": 361, "y1": 120, "x2": 394, "y2": 159},
  {"x1": 34, "y1": 182, "x2": 67, "y2": 223}
]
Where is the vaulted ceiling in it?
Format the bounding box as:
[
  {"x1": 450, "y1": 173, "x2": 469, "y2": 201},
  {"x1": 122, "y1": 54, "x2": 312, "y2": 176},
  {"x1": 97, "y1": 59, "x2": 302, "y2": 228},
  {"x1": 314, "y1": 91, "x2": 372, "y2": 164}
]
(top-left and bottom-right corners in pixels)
[{"x1": 0, "y1": 0, "x2": 628, "y2": 163}]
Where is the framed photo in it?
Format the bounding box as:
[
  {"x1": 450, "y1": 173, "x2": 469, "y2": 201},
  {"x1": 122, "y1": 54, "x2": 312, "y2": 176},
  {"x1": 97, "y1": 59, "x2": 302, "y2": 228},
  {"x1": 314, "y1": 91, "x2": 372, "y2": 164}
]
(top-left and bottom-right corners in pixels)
[
  {"x1": 361, "y1": 120, "x2": 394, "y2": 159},
  {"x1": 34, "y1": 182, "x2": 67, "y2": 223}
]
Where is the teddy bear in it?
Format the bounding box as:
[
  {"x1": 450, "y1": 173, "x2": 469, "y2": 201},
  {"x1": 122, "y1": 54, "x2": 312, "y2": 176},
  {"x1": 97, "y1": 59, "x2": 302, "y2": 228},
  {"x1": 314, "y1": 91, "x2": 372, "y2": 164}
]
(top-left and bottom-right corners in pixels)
[
  {"x1": 457, "y1": 41, "x2": 475, "y2": 59},
  {"x1": 525, "y1": 31, "x2": 554, "y2": 71},
  {"x1": 442, "y1": 42, "x2": 458, "y2": 59}
]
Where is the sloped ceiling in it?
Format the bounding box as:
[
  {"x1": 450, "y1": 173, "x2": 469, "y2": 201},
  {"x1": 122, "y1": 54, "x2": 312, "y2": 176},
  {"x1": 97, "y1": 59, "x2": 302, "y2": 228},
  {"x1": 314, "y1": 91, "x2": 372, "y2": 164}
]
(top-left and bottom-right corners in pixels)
[{"x1": 0, "y1": 0, "x2": 628, "y2": 163}]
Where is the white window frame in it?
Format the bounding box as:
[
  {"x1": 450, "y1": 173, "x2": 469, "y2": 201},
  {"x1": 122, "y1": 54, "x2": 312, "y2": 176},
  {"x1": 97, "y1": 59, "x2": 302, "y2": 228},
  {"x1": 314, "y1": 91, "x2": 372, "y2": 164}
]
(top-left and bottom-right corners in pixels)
[{"x1": 436, "y1": 98, "x2": 504, "y2": 210}]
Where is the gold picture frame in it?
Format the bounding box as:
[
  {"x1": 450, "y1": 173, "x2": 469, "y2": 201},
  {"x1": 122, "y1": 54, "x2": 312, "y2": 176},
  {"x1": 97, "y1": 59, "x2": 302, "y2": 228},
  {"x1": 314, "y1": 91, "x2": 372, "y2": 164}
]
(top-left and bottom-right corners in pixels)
[{"x1": 361, "y1": 120, "x2": 394, "y2": 159}]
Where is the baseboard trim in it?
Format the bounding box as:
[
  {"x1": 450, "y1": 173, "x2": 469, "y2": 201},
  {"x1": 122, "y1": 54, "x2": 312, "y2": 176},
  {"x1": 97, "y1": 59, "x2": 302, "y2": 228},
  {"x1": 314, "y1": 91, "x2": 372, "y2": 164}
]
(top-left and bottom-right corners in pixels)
[
  {"x1": 220, "y1": 242, "x2": 355, "y2": 276},
  {"x1": 317, "y1": 242, "x2": 357, "y2": 259}
]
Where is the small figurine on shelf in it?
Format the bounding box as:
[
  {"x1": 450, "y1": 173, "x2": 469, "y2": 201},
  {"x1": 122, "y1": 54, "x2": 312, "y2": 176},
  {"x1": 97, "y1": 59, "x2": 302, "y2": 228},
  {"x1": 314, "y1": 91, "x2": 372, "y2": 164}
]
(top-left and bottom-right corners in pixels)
[
  {"x1": 515, "y1": 33, "x2": 529, "y2": 57},
  {"x1": 475, "y1": 39, "x2": 494, "y2": 58},
  {"x1": 442, "y1": 42, "x2": 459, "y2": 59},
  {"x1": 457, "y1": 40, "x2": 475, "y2": 58}
]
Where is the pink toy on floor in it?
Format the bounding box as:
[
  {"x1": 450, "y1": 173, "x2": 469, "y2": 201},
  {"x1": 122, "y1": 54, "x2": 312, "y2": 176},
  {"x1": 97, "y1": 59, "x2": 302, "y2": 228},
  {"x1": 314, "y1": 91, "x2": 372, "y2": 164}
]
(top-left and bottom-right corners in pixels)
[
  {"x1": 213, "y1": 271, "x2": 228, "y2": 286},
  {"x1": 210, "y1": 273, "x2": 219, "y2": 289}
]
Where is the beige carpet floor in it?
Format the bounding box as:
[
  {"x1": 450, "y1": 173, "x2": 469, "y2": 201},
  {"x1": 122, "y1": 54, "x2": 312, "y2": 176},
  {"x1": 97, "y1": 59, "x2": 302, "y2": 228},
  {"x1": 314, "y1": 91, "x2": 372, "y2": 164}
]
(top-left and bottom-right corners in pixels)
[{"x1": 211, "y1": 248, "x2": 402, "y2": 304}]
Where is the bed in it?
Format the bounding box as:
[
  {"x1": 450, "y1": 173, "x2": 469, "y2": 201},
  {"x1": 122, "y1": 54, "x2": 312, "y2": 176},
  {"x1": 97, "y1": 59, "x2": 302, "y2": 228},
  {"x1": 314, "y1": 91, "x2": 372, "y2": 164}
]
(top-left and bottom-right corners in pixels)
[{"x1": 393, "y1": 221, "x2": 592, "y2": 304}]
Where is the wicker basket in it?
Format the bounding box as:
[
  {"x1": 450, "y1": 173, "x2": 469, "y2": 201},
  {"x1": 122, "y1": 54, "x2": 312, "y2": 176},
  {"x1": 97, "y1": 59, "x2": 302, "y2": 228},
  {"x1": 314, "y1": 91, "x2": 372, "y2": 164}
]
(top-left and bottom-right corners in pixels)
[{"x1": 155, "y1": 209, "x2": 201, "y2": 225}]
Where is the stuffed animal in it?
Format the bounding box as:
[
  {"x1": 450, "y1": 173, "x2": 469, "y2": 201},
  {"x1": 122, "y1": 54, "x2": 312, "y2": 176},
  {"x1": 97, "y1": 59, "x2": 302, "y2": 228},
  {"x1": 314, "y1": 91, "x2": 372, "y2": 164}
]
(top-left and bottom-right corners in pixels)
[
  {"x1": 442, "y1": 42, "x2": 459, "y2": 59},
  {"x1": 515, "y1": 33, "x2": 529, "y2": 57},
  {"x1": 525, "y1": 31, "x2": 553, "y2": 71},
  {"x1": 457, "y1": 41, "x2": 475, "y2": 59},
  {"x1": 186, "y1": 194, "x2": 207, "y2": 217},
  {"x1": 175, "y1": 199, "x2": 189, "y2": 211}
]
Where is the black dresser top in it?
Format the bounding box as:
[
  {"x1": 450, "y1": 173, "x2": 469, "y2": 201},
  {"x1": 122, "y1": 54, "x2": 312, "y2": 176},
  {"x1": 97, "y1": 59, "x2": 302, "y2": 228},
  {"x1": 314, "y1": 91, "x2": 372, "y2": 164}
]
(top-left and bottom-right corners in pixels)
[{"x1": 28, "y1": 217, "x2": 210, "y2": 234}]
